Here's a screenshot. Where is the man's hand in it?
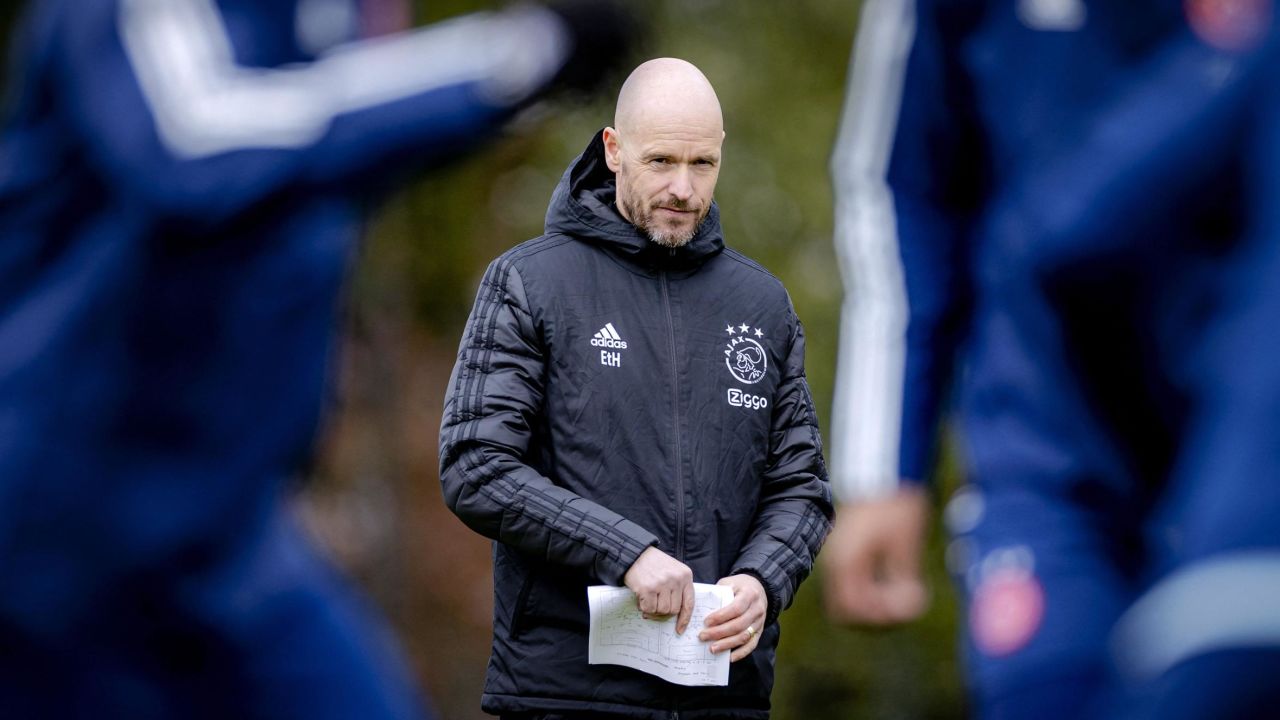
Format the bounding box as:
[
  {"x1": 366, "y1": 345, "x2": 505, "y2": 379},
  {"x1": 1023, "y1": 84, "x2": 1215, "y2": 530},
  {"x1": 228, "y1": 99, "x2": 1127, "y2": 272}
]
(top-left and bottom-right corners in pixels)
[
  {"x1": 623, "y1": 546, "x2": 695, "y2": 634},
  {"x1": 822, "y1": 485, "x2": 930, "y2": 626},
  {"x1": 699, "y1": 574, "x2": 767, "y2": 662}
]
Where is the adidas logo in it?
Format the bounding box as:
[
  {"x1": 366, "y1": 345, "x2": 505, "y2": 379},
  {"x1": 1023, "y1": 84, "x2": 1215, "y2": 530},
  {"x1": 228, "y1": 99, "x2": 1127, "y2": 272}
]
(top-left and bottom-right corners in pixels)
[{"x1": 590, "y1": 323, "x2": 628, "y2": 349}]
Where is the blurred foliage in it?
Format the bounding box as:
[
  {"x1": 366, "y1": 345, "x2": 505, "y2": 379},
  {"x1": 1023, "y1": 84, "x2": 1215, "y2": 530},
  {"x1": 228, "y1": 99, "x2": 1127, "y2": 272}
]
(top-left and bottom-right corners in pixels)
[
  {"x1": 0, "y1": 2, "x2": 25, "y2": 92},
  {"x1": 0, "y1": 1, "x2": 969, "y2": 718}
]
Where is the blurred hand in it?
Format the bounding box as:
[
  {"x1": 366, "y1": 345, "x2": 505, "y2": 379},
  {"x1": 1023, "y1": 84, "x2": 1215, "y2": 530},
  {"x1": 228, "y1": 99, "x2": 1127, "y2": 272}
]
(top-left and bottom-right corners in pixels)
[
  {"x1": 699, "y1": 574, "x2": 768, "y2": 662},
  {"x1": 544, "y1": 0, "x2": 644, "y2": 96},
  {"x1": 624, "y1": 546, "x2": 694, "y2": 634},
  {"x1": 822, "y1": 485, "x2": 930, "y2": 626}
]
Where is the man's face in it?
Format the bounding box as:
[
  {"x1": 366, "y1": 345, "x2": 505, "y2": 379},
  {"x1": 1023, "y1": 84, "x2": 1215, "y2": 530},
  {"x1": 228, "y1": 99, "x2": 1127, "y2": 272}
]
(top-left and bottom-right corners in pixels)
[{"x1": 603, "y1": 119, "x2": 722, "y2": 247}]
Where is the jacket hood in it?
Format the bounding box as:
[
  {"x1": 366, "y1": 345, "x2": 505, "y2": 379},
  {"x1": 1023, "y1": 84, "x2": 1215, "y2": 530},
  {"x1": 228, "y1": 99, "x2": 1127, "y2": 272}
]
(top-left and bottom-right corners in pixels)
[{"x1": 544, "y1": 129, "x2": 725, "y2": 269}]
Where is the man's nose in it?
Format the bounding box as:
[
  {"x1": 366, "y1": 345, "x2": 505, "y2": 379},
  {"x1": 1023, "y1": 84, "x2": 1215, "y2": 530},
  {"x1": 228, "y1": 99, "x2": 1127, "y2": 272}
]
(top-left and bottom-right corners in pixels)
[{"x1": 668, "y1": 166, "x2": 693, "y2": 201}]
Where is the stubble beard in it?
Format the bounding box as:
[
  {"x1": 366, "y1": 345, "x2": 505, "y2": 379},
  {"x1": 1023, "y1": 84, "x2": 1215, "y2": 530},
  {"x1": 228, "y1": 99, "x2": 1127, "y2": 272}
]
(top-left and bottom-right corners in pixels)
[{"x1": 619, "y1": 192, "x2": 708, "y2": 249}]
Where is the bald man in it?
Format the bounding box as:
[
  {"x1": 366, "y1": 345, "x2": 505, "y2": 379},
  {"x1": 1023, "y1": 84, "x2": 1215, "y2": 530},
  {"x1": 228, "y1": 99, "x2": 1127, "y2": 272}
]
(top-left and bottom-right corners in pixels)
[{"x1": 440, "y1": 59, "x2": 832, "y2": 719}]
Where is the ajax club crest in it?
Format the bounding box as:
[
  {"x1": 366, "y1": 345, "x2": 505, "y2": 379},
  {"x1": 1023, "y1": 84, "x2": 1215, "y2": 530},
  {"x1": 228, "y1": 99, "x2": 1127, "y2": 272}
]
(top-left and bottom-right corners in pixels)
[{"x1": 724, "y1": 322, "x2": 767, "y2": 384}]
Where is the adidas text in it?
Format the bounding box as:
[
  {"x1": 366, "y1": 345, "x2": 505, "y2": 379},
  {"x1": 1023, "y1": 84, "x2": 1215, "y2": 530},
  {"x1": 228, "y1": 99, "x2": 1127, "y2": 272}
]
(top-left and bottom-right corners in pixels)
[{"x1": 590, "y1": 337, "x2": 628, "y2": 349}]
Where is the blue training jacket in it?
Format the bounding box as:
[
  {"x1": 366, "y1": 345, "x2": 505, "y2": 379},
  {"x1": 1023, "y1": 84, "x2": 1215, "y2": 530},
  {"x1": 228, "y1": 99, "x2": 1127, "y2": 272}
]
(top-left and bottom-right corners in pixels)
[
  {"x1": 0, "y1": 0, "x2": 571, "y2": 629},
  {"x1": 828, "y1": 0, "x2": 1280, "y2": 502}
]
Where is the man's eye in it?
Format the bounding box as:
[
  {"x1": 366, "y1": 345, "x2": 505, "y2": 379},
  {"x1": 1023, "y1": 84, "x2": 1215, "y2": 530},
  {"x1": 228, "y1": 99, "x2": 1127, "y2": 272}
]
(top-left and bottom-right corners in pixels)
[{"x1": 650, "y1": 158, "x2": 669, "y2": 165}]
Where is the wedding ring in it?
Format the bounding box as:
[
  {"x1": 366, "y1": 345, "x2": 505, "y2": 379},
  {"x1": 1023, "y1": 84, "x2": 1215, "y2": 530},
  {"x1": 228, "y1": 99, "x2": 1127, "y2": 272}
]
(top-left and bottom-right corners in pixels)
[{"x1": 745, "y1": 625, "x2": 756, "y2": 638}]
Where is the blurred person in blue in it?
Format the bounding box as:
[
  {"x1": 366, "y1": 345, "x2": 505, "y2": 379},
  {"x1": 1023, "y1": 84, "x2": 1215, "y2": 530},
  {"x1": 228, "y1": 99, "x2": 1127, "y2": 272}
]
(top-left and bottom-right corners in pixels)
[
  {"x1": 820, "y1": 0, "x2": 1280, "y2": 718},
  {"x1": 0, "y1": 0, "x2": 636, "y2": 717}
]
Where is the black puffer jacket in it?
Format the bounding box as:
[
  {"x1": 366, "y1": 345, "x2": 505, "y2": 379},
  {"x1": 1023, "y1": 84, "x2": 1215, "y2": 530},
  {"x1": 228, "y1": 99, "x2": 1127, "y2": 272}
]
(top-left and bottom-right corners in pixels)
[{"x1": 439, "y1": 130, "x2": 832, "y2": 719}]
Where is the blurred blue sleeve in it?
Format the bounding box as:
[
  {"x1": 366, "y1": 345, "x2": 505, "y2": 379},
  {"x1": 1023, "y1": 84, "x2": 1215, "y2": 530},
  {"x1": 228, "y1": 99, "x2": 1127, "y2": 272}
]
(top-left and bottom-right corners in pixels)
[
  {"x1": 1001, "y1": 25, "x2": 1280, "y2": 275},
  {"x1": 828, "y1": 0, "x2": 979, "y2": 500},
  {"x1": 52, "y1": 0, "x2": 572, "y2": 224}
]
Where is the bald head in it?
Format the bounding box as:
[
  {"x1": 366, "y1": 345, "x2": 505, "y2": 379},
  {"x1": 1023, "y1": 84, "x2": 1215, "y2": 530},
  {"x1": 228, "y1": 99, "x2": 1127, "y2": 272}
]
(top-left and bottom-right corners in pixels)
[
  {"x1": 603, "y1": 59, "x2": 724, "y2": 248},
  {"x1": 613, "y1": 58, "x2": 723, "y2": 138}
]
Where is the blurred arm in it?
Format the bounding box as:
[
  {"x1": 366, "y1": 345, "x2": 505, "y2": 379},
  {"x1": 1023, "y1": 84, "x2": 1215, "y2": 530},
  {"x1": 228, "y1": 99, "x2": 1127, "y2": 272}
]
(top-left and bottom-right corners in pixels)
[
  {"x1": 438, "y1": 257, "x2": 660, "y2": 586},
  {"x1": 825, "y1": 0, "x2": 977, "y2": 624},
  {"x1": 57, "y1": 0, "x2": 574, "y2": 223}
]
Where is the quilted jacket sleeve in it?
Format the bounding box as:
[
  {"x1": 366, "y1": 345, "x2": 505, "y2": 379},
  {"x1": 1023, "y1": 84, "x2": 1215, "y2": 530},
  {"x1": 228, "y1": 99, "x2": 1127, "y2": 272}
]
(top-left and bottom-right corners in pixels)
[
  {"x1": 439, "y1": 255, "x2": 659, "y2": 585},
  {"x1": 731, "y1": 304, "x2": 834, "y2": 626}
]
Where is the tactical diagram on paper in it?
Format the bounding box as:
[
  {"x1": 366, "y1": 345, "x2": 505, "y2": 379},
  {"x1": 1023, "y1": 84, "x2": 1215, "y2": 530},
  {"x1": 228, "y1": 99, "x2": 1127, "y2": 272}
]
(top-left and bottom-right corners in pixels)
[{"x1": 587, "y1": 583, "x2": 733, "y2": 686}]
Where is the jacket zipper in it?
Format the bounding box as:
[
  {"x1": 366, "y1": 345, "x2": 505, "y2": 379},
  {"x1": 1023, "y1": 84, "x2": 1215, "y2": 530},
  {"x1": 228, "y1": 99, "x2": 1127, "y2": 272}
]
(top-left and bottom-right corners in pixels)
[{"x1": 659, "y1": 268, "x2": 685, "y2": 560}]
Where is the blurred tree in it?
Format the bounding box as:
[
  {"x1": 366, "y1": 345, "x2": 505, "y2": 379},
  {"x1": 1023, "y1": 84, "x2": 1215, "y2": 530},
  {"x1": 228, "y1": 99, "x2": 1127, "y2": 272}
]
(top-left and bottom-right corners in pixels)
[{"x1": 0, "y1": 2, "x2": 25, "y2": 82}]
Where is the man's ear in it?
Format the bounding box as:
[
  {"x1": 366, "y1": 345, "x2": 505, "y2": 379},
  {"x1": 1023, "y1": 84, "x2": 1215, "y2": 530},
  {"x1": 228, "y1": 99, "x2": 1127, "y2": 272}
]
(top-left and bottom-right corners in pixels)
[{"x1": 602, "y1": 127, "x2": 622, "y2": 172}]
